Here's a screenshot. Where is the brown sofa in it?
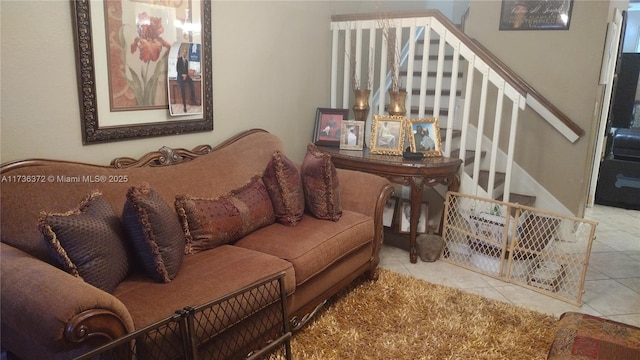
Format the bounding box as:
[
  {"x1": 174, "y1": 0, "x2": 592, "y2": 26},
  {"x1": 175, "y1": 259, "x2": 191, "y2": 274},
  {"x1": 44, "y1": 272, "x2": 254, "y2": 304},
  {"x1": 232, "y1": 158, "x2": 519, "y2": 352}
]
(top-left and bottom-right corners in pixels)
[{"x1": 0, "y1": 129, "x2": 393, "y2": 360}]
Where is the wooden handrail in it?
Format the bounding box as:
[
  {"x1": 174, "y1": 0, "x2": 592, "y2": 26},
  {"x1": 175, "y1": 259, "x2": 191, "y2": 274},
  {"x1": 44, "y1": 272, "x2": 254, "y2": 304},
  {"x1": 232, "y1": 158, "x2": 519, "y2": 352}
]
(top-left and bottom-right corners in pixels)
[{"x1": 331, "y1": 10, "x2": 584, "y2": 140}]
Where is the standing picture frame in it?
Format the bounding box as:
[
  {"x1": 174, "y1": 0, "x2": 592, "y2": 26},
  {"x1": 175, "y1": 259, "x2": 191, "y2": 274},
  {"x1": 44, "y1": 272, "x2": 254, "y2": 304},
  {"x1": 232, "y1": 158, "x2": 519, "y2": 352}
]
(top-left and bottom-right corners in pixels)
[
  {"x1": 339, "y1": 120, "x2": 365, "y2": 151},
  {"x1": 313, "y1": 108, "x2": 349, "y2": 147},
  {"x1": 370, "y1": 115, "x2": 405, "y2": 155},
  {"x1": 383, "y1": 196, "x2": 398, "y2": 228},
  {"x1": 408, "y1": 117, "x2": 443, "y2": 157},
  {"x1": 71, "y1": 0, "x2": 213, "y2": 144},
  {"x1": 398, "y1": 200, "x2": 429, "y2": 234},
  {"x1": 499, "y1": 0, "x2": 574, "y2": 30}
]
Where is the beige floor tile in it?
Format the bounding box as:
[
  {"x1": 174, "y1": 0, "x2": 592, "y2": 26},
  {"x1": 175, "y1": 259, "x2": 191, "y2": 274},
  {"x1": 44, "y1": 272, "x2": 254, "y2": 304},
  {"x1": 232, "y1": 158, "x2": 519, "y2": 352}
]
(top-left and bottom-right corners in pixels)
[
  {"x1": 582, "y1": 279, "x2": 640, "y2": 316},
  {"x1": 378, "y1": 204, "x2": 640, "y2": 327},
  {"x1": 588, "y1": 252, "x2": 640, "y2": 278}
]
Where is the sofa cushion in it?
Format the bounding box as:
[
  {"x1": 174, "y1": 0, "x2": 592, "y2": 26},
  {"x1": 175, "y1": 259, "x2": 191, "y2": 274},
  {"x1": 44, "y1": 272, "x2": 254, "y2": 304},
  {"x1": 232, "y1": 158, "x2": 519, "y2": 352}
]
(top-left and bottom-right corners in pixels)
[
  {"x1": 123, "y1": 183, "x2": 185, "y2": 283},
  {"x1": 113, "y1": 245, "x2": 295, "y2": 329},
  {"x1": 301, "y1": 143, "x2": 342, "y2": 221},
  {"x1": 175, "y1": 176, "x2": 275, "y2": 254},
  {"x1": 38, "y1": 190, "x2": 131, "y2": 293},
  {"x1": 235, "y1": 210, "x2": 373, "y2": 286},
  {"x1": 263, "y1": 150, "x2": 305, "y2": 226}
]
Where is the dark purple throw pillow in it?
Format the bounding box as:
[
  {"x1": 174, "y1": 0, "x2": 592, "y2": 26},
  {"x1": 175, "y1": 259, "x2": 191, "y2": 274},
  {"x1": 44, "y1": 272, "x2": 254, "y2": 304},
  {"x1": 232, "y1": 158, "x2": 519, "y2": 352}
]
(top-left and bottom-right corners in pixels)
[
  {"x1": 123, "y1": 183, "x2": 185, "y2": 283},
  {"x1": 38, "y1": 190, "x2": 131, "y2": 293}
]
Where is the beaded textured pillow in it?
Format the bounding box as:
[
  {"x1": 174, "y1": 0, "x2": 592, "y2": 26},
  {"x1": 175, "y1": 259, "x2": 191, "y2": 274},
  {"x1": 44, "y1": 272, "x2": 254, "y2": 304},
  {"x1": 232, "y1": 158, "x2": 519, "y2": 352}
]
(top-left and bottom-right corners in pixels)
[
  {"x1": 175, "y1": 176, "x2": 275, "y2": 254},
  {"x1": 300, "y1": 143, "x2": 342, "y2": 221},
  {"x1": 263, "y1": 150, "x2": 305, "y2": 226},
  {"x1": 123, "y1": 183, "x2": 185, "y2": 283},
  {"x1": 38, "y1": 190, "x2": 131, "y2": 293}
]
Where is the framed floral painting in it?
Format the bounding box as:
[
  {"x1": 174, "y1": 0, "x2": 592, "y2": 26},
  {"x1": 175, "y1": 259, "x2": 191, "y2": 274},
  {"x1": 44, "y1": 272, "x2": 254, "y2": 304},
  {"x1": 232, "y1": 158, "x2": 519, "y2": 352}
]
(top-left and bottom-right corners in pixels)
[{"x1": 71, "y1": 0, "x2": 213, "y2": 144}]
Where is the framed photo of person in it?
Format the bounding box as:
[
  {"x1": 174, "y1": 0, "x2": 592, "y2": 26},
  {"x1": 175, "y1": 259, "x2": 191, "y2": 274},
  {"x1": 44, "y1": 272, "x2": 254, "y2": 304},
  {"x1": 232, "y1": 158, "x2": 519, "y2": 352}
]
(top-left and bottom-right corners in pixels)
[
  {"x1": 407, "y1": 117, "x2": 442, "y2": 157},
  {"x1": 370, "y1": 115, "x2": 405, "y2": 155},
  {"x1": 313, "y1": 108, "x2": 350, "y2": 147},
  {"x1": 339, "y1": 120, "x2": 365, "y2": 151},
  {"x1": 383, "y1": 196, "x2": 398, "y2": 228},
  {"x1": 398, "y1": 200, "x2": 429, "y2": 234}
]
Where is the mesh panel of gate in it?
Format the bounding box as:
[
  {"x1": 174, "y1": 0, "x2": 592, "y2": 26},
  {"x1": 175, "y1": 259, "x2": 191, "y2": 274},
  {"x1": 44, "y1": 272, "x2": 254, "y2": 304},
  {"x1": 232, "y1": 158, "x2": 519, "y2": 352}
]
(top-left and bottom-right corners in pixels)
[
  {"x1": 441, "y1": 192, "x2": 597, "y2": 306},
  {"x1": 74, "y1": 272, "x2": 291, "y2": 360}
]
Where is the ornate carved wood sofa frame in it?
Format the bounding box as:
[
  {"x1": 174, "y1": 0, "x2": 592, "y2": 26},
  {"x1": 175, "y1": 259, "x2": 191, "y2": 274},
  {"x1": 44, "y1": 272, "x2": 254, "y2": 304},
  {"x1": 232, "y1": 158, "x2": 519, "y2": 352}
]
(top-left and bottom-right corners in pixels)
[{"x1": 0, "y1": 129, "x2": 393, "y2": 359}]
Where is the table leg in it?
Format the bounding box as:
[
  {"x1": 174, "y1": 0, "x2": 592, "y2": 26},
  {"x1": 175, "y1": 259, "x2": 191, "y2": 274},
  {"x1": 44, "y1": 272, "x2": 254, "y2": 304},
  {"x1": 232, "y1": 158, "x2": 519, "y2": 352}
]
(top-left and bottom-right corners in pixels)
[
  {"x1": 409, "y1": 177, "x2": 424, "y2": 263},
  {"x1": 437, "y1": 175, "x2": 460, "y2": 236}
]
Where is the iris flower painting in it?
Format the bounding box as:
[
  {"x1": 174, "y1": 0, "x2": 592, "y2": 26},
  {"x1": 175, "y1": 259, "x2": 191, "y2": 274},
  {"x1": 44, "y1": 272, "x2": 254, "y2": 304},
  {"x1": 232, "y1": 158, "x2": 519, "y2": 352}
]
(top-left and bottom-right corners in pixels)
[
  {"x1": 125, "y1": 12, "x2": 171, "y2": 106},
  {"x1": 105, "y1": 1, "x2": 185, "y2": 110}
]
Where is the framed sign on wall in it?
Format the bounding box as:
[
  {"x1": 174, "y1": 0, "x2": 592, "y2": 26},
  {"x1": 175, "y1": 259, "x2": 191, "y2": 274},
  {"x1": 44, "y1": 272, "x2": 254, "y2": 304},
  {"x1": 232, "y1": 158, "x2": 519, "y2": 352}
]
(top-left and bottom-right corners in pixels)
[{"x1": 499, "y1": 0, "x2": 574, "y2": 30}]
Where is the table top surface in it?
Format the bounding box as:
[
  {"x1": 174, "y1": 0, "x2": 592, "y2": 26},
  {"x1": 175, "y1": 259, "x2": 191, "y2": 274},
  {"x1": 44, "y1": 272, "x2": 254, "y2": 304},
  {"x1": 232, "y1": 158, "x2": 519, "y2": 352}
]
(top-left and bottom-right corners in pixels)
[{"x1": 318, "y1": 146, "x2": 463, "y2": 173}]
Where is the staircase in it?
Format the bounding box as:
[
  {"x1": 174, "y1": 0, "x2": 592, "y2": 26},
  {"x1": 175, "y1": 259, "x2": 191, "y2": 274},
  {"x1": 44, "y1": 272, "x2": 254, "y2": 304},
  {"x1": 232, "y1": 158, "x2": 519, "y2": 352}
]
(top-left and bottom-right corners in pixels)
[
  {"x1": 330, "y1": 10, "x2": 584, "y2": 210},
  {"x1": 399, "y1": 37, "x2": 536, "y2": 206}
]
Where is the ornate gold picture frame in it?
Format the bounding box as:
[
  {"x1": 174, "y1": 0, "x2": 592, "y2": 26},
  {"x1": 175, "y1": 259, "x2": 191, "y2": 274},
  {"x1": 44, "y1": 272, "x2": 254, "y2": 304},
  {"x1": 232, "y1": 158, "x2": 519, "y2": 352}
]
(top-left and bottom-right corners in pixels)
[
  {"x1": 407, "y1": 117, "x2": 442, "y2": 157},
  {"x1": 370, "y1": 115, "x2": 405, "y2": 155}
]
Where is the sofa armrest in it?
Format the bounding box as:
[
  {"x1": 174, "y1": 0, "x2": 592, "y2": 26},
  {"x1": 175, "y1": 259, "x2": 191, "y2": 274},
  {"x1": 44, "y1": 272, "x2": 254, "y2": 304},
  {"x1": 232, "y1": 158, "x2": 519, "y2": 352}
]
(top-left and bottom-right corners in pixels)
[
  {"x1": 1, "y1": 243, "x2": 134, "y2": 359},
  {"x1": 336, "y1": 169, "x2": 394, "y2": 279},
  {"x1": 336, "y1": 168, "x2": 393, "y2": 218}
]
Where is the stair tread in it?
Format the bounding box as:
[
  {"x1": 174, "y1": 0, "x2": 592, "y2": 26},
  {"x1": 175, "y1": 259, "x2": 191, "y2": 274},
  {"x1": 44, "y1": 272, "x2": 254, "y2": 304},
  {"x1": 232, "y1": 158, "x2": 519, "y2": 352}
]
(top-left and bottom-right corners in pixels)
[
  {"x1": 498, "y1": 193, "x2": 537, "y2": 207},
  {"x1": 440, "y1": 128, "x2": 462, "y2": 140},
  {"x1": 478, "y1": 170, "x2": 506, "y2": 189},
  {"x1": 408, "y1": 106, "x2": 450, "y2": 116},
  {"x1": 410, "y1": 89, "x2": 462, "y2": 97},
  {"x1": 451, "y1": 149, "x2": 484, "y2": 165},
  {"x1": 400, "y1": 70, "x2": 463, "y2": 78}
]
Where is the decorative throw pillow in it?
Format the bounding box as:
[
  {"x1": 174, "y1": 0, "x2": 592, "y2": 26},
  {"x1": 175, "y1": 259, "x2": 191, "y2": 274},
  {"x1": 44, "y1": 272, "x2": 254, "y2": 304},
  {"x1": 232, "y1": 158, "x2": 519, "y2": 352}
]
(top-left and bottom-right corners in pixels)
[
  {"x1": 262, "y1": 150, "x2": 305, "y2": 226},
  {"x1": 175, "y1": 176, "x2": 275, "y2": 254},
  {"x1": 123, "y1": 183, "x2": 185, "y2": 283},
  {"x1": 300, "y1": 143, "x2": 342, "y2": 221},
  {"x1": 38, "y1": 190, "x2": 131, "y2": 293}
]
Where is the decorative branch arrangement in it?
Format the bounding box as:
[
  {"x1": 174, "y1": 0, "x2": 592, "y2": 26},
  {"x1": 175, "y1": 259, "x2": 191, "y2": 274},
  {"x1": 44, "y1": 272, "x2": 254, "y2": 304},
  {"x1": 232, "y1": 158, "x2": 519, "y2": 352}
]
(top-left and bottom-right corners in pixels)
[
  {"x1": 350, "y1": 48, "x2": 375, "y2": 91},
  {"x1": 380, "y1": 18, "x2": 401, "y2": 92}
]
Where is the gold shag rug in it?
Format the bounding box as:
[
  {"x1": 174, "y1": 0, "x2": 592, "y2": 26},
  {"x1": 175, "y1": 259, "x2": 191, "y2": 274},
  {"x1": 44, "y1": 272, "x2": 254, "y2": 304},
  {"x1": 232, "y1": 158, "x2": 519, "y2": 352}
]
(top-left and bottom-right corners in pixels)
[{"x1": 290, "y1": 269, "x2": 557, "y2": 360}]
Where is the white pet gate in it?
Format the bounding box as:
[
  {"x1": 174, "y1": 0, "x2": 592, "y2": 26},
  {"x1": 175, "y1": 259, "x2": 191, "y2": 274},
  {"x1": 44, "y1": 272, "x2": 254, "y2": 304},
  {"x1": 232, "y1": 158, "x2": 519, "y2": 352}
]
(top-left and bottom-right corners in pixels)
[{"x1": 441, "y1": 192, "x2": 598, "y2": 306}]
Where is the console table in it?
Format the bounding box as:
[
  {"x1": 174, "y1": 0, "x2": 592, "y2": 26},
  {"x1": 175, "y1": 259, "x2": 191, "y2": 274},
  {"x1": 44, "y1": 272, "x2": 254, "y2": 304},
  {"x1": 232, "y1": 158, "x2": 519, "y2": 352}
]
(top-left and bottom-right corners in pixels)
[{"x1": 318, "y1": 146, "x2": 462, "y2": 263}]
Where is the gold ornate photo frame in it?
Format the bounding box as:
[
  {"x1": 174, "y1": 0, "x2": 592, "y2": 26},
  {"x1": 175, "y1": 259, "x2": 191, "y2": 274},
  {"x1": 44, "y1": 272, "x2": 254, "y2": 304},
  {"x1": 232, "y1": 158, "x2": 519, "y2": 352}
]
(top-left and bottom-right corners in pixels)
[
  {"x1": 339, "y1": 120, "x2": 365, "y2": 151},
  {"x1": 407, "y1": 117, "x2": 442, "y2": 157},
  {"x1": 370, "y1": 115, "x2": 405, "y2": 155}
]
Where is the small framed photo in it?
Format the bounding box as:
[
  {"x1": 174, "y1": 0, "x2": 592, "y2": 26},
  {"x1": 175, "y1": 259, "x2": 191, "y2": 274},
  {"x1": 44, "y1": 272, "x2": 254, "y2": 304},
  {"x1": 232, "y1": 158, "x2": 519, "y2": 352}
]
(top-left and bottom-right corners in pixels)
[
  {"x1": 340, "y1": 120, "x2": 365, "y2": 151},
  {"x1": 313, "y1": 108, "x2": 349, "y2": 147},
  {"x1": 398, "y1": 200, "x2": 429, "y2": 234},
  {"x1": 383, "y1": 196, "x2": 398, "y2": 228},
  {"x1": 408, "y1": 117, "x2": 442, "y2": 157},
  {"x1": 370, "y1": 115, "x2": 405, "y2": 155}
]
